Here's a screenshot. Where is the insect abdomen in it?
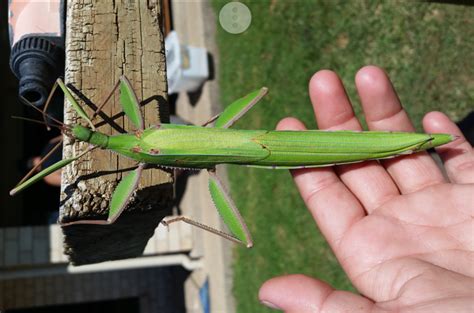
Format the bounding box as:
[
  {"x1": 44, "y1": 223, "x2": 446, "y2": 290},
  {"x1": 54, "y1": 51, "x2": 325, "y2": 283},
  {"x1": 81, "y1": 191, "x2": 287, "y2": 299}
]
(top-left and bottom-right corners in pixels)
[{"x1": 250, "y1": 130, "x2": 453, "y2": 167}]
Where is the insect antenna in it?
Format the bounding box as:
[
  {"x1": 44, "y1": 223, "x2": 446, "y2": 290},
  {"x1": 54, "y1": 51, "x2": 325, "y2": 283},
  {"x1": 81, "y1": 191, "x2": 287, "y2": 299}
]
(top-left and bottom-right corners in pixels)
[
  {"x1": 19, "y1": 95, "x2": 66, "y2": 130},
  {"x1": 11, "y1": 116, "x2": 63, "y2": 130}
]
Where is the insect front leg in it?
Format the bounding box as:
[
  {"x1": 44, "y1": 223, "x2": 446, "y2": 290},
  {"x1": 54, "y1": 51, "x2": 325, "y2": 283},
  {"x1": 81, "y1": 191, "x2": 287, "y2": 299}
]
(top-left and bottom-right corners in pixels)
[{"x1": 10, "y1": 146, "x2": 97, "y2": 196}]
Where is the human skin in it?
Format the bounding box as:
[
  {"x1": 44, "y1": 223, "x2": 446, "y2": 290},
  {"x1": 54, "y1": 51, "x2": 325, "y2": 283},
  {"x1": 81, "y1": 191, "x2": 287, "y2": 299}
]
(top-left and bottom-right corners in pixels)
[
  {"x1": 32, "y1": 156, "x2": 61, "y2": 187},
  {"x1": 259, "y1": 66, "x2": 474, "y2": 312},
  {"x1": 32, "y1": 136, "x2": 63, "y2": 187}
]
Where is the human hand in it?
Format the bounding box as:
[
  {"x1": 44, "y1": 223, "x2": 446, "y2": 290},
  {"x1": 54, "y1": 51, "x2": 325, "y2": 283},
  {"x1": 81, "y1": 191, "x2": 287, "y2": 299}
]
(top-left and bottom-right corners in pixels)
[{"x1": 259, "y1": 66, "x2": 474, "y2": 312}]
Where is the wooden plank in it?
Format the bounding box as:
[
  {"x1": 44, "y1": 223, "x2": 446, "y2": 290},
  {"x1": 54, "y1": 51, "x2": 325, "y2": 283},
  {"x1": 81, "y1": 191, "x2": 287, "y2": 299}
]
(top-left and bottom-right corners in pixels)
[
  {"x1": 156, "y1": 224, "x2": 169, "y2": 253},
  {"x1": 60, "y1": 0, "x2": 173, "y2": 265},
  {"x1": 49, "y1": 225, "x2": 66, "y2": 263},
  {"x1": 161, "y1": 0, "x2": 173, "y2": 36}
]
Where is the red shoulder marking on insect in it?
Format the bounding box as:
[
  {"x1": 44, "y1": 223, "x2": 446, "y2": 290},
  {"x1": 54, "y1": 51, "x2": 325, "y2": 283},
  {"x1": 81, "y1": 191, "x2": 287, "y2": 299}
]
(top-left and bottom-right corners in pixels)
[{"x1": 131, "y1": 146, "x2": 142, "y2": 153}]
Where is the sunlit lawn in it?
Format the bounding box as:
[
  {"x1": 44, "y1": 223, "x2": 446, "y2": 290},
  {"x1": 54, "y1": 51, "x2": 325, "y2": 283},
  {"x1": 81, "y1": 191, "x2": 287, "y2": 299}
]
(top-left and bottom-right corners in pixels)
[{"x1": 212, "y1": 1, "x2": 473, "y2": 312}]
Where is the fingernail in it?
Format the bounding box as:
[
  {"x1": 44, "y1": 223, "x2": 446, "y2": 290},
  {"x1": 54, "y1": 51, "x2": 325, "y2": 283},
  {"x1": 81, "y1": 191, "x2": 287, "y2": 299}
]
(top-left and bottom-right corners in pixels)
[{"x1": 260, "y1": 300, "x2": 281, "y2": 310}]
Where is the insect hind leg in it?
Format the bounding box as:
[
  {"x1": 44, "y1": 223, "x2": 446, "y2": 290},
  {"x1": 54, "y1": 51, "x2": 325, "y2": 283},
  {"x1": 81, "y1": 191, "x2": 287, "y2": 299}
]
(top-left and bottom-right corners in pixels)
[{"x1": 161, "y1": 215, "x2": 245, "y2": 246}]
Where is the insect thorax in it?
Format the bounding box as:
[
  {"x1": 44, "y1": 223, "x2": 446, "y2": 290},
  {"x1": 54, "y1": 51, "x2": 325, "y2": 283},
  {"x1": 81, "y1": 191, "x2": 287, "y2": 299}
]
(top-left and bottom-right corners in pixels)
[{"x1": 72, "y1": 125, "x2": 109, "y2": 148}]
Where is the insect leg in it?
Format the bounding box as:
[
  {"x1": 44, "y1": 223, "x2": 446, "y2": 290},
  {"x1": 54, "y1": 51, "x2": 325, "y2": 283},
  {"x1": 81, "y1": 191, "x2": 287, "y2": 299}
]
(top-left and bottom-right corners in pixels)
[
  {"x1": 56, "y1": 78, "x2": 95, "y2": 130},
  {"x1": 118, "y1": 76, "x2": 145, "y2": 131},
  {"x1": 207, "y1": 169, "x2": 253, "y2": 247},
  {"x1": 161, "y1": 215, "x2": 244, "y2": 246},
  {"x1": 10, "y1": 146, "x2": 96, "y2": 196},
  {"x1": 17, "y1": 137, "x2": 63, "y2": 186},
  {"x1": 214, "y1": 87, "x2": 268, "y2": 129},
  {"x1": 60, "y1": 163, "x2": 144, "y2": 226}
]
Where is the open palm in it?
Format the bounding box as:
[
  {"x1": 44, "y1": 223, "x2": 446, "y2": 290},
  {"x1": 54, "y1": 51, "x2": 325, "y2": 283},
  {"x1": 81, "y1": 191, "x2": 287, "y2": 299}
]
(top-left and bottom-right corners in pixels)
[{"x1": 259, "y1": 66, "x2": 474, "y2": 312}]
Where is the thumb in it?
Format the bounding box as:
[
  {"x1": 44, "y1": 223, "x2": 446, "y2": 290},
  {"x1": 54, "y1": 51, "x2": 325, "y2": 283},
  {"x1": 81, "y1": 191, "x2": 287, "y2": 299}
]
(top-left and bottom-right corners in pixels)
[{"x1": 259, "y1": 274, "x2": 374, "y2": 312}]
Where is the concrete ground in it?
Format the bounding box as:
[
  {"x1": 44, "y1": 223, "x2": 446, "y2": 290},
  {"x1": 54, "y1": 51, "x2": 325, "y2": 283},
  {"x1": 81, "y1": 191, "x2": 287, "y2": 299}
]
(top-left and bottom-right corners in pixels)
[{"x1": 171, "y1": 1, "x2": 236, "y2": 313}]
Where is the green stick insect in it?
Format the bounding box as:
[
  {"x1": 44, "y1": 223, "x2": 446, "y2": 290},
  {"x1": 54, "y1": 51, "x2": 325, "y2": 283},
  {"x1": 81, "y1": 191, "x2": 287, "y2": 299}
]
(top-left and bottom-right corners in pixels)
[{"x1": 10, "y1": 77, "x2": 455, "y2": 248}]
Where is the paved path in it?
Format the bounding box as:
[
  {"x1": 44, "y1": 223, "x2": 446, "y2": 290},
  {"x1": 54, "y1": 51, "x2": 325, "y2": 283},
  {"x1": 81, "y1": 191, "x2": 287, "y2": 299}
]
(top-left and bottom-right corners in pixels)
[{"x1": 171, "y1": 1, "x2": 236, "y2": 313}]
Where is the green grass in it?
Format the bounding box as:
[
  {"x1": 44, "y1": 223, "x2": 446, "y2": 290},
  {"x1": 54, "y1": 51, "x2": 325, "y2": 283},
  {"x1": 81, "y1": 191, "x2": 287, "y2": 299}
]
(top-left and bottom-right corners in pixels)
[{"x1": 212, "y1": 1, "x2": 473, "y2": 312}]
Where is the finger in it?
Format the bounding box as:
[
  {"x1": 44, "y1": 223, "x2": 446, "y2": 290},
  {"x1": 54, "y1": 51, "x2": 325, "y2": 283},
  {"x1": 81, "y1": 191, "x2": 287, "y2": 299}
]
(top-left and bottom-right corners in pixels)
[
  {"x1": 277, "y1": 117, "x2": 365, "y2": 248},
  {"x1": 423, "y1": 111, "x2": 474, "y2": 184},
  {"x1": 308, "y1": 70, "x2": 399, "y2": 213},
  {"x1": 308, "y1": 70, "x2": 358, "y2": 130},
  {"x1": 355, "y1": 65, "x2": 446, "y2": 193},
  {"x1": 259, "y1": 274, "x2": 374, "y2": 313}
]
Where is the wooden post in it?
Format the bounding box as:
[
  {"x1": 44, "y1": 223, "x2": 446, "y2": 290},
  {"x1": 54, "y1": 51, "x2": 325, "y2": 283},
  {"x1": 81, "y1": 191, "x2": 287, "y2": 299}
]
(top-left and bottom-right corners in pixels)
[{"x1": 59, "y1": 0, "x2": 173, "y2": 265}]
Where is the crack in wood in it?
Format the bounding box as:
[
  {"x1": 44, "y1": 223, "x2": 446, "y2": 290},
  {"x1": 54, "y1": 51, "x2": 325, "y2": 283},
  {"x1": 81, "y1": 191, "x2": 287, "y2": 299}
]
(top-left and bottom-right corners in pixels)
[{"x1": 60, "y1": 0, "x2": 172, "y2": 265}]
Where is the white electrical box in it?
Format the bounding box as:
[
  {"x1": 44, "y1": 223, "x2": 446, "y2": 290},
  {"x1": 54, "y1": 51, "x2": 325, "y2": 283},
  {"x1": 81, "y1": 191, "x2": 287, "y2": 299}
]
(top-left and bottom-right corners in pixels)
[{"x1": 165, "y1": 31, "x2": 209, "y2": 94}]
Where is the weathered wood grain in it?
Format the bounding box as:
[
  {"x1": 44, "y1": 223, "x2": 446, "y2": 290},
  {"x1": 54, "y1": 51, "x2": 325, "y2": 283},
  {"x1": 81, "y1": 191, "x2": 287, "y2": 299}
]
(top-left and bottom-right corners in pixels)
[{"x1": 60, "y1": 0, "x2": 173, "y2": 265}]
